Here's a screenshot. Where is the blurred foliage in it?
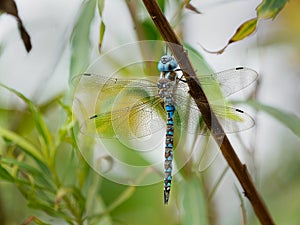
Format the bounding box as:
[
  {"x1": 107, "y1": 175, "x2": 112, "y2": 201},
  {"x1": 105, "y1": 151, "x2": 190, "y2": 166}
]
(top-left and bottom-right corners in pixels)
[
  {"x1": 0, "y1": 0, "x2": 298, "y2": 225},
  {"x1": 235, "y1": 100, "x2": 300, "y2": 138},
  {"x1": 261, "y1": 0, "x2": 300, "y2": 62},
  {"x1": 70, "y1": 0, "x2": 96, "y2": 79}
]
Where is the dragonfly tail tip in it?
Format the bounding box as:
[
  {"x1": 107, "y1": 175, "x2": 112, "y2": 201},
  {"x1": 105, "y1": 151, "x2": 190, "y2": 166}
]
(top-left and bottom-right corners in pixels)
[{"x1": 164, "y1": 190, "x2": 170, "y2": 204}]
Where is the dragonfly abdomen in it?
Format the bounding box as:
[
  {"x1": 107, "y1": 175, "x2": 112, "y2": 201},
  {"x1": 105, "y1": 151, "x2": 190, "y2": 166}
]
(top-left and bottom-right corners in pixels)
[
  {"x1": 158, "y1": 56, "x2": 179, "y2": 204},
  {"x1": 164, "y1": 103, "x2": 175, "y2": 204}
]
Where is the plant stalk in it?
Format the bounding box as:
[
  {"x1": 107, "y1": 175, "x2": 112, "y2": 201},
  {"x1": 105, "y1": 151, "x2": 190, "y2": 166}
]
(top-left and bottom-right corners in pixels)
[{"x1": 142, "y1": 1, "x2": 275, "y2": 224}]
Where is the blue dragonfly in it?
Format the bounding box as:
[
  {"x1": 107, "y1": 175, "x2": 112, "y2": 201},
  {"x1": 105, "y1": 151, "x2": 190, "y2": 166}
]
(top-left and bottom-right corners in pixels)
[{"x1": 77, "y1": 55, "x2": 258, "y2": 204}]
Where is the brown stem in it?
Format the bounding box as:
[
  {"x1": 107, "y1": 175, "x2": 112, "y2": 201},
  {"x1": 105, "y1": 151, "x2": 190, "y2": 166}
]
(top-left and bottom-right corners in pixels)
[{"x1": 142, "y1": 1, "x2": 275, "y2": 224}]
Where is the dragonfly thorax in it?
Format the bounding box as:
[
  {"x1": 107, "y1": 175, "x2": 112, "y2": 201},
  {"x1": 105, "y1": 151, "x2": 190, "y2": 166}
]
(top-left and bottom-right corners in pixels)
[
  {"x1": 157, "y1": 78, "x2": 177, "y2": 104},
  {"x1": 157, "y1": 56, "x2": 179, "y2": 105}
]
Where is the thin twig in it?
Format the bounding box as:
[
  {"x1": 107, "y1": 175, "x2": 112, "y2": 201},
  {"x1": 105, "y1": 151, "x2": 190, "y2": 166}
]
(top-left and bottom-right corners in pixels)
[
  {"x1": 235, "y1": 184, "x2": 248, "y2": 225},
  {"x1": 142, "y1": 1, "x2": 275, "y2": 224}
]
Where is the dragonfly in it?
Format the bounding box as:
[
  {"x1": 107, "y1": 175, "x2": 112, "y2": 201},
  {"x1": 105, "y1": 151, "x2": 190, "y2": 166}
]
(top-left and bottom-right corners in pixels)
[{"x1": 76, "y1": 55, "x2": 258, "y2": 204}]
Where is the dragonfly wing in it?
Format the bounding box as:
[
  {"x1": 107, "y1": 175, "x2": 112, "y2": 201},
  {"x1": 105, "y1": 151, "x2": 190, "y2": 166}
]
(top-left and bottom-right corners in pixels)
[
  {"x1": 200, "y1": 67, "x2": 258, "y2": 97},
  {"x1": 208, "y1": 105, "x2": 255, "y2": 134},
  {"x1": 174, "y1": 93, "x2": 254, "y2": 134},
  {"x1": 82, "y1": 96, "x2": 166, "y2": 139},
  {"x1": 174, "y1": 68, "x2": 256, "y2": 133},
  {"x1": 74, "y1": 73, "x2": 158, "y2": 96},
  {"x1": 172, "y1": 90, "x2": 203, "y2": 134}
]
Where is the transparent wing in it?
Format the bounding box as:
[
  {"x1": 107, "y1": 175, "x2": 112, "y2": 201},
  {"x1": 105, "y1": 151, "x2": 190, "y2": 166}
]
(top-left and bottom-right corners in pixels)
[
  {"x1": 75, "y1": 68, "x2": 256, "y2": 139},
  {"x1": 204, "y1": 105, "x2": 255, "y2": 134},
  {"x1": 81, "y1": 95, "x2": 166, "y2": 139},
  {"x1": 74, "y1": 73, "x2": 158, "y2": 95},
  {"x1": 199, "y1": 67, "x2": 258, "y2": 97},
  {"x1": 76, "y1": 66, "x2": 258, "y2": 98},
  {"x1": 75, "y1": 73, "x2": 166, "y2": 139},
  {"x1": 174, "y1": 94, "x2": 254, "y2": 134},
  {"x1": 172, "y1": 67, "x2": 256, "y2": 134}
]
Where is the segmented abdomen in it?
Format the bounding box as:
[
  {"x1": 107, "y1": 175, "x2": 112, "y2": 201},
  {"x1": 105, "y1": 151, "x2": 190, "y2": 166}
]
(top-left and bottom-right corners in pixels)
[{"x1": 164, "y1": 104, "x2": 175, "y2": 204}]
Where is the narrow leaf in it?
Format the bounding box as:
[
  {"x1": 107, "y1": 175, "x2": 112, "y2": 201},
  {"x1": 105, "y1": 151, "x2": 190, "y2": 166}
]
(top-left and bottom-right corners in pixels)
[
  {"x1": 245, "y1": 100, "x2": 300, "y2": 138},
  {"x1": 70, "y1": 0, "x2": 96, "y2": 79},
  {"x1": 97, "y1": 0, "x2": 105, "y2": 16},
  {"x1": 0, "y1": 164, "x2": 14, "y2": 182},
  {"x1": 106, "y1": 186, "x2": 135, "y2": 212},
  {"x1": 182, "y1": 177, "x2": 209, "y2": 225},
  {"x1": 234, "y1": 185, "x2": 247, "y2": 225},
  {"x1": 0, "y1": 0, "x2": 32, "y2": 52},
  {"x1": 56, "y1": 100, "x2": 75, "y2": 148},
  {"x1": 0, "y1": 83, "x2": 53, "y2": 154},
  {"x1": 97, "y1": 0, "x2": 106, "y2": 52},
  {"x1": 98, "y1": 20, "x2": 106, "y2": 53},
  {"x1": 0, "y1": 127, "x2": 42, "y2": 162},
  {"x1": 157, "y1": 0, "x2": 165, "y2": 12},
  {"x1": 141, "y1": 19, "x2": 161, "y2": 40},
  {"x1": 27, "y1": 200, "x2": 66, "y2": 218},
  {"x1": 0, "y1": 157, "x2": 54, "y2": 190},
  {"x1": 257, "y1": 0, "x2": 289, "y2": 20},
  {"x1": 203, "y1": 0, "x2": 288, "y2": 54},
  {"x1": 185, "y1": 1, "x2": 201, "y2": 14},
  {"x1": 229, "y1": 18, "x2": 258, "y2": 43},
  {"x1": 204, "y1": 18, "x2": 258, "y2": 54}
]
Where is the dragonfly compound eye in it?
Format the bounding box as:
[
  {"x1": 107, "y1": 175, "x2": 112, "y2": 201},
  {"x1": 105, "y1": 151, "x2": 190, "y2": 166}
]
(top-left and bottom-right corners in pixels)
[{"x1": 158, "y1": 55, "x2": 178, "y2": 72}]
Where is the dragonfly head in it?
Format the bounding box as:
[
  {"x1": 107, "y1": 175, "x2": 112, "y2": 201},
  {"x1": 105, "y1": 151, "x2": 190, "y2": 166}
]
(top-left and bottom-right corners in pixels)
[{"x1": 158, "y1": 55, "x2": 178, "y2": 72}]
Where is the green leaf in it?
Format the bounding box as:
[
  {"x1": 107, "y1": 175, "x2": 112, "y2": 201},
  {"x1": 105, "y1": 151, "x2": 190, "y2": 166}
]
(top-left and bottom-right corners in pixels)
[
  {"x1": 184, "y1": 43, "x2": 213, "y2": 74},
  {"x1": 141, "y1": 19, "x2": 161, "y2": 40},
  {"x1": 0, "y1": 126, "x2": 43, "y2": 162},
  {"x1": 184, "y1": 43, "x2": 225, "y2": 101},
  {"x1": 97, "y1": 0, "x2": 105, "y2": 16},
  {"x1": 0, "y1": 83, "x2": 54, "y2": 158},
  {"x1": 97, "y1": 0, "x2": 106, "y2": 52},
  {"x1": 0, "y1": 164, "x2": 14, "y2": 182},
  {"x1": 209, "y1": 166, "x2": 229, "y2": 200},
  {"x1": 98, "y1": 21, "x2": 106, "y2": 52},
  {"x1": 157, "y1": 0, "x2": 165, "y2": 12},
  {"x1": 244, "y1": 100, "x2": 300, "y2": 138},
  {"x1": 182, "y1": 177, "x2": 209, "y2": 225},
  {"x1": 27, "y1": 200, "x2": 67, "y2": 218},
  {"x1": 0, "y1": 157, "x2": 54, "y2": 190},
  {"x1": 56, "y1": 100, "x2": 75, "y2": 148},
  {"x1": 70, "y1": 0, "x2": 97, "y2": 79},
  {"x1": 257, "y1": 0, "x2": 289, "y2": 20},
  {"x1": 69, "y1": 186, "x2": 86, "y2": 212}
]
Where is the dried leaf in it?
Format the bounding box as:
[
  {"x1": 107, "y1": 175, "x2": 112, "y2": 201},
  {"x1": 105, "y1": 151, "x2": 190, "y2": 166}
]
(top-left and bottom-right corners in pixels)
[
  {"x1": 199, "y1": 42, "x2": 226, "y2": 55},
  {"x1": 203, "y1": 18, "x2": 257, "y2": 54},
  {"x1": 185, "y1": 2, "x2": 201, "y2": 14},
  {"x1": 0, "y1": 0, "x2": 32, "y2": 52},
  {"x1": 203, "y1": 0, "x2": 288, "y2": 54},
  {"x1": 229, "y1": 18, "x2": 258, "y2": 43}
]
